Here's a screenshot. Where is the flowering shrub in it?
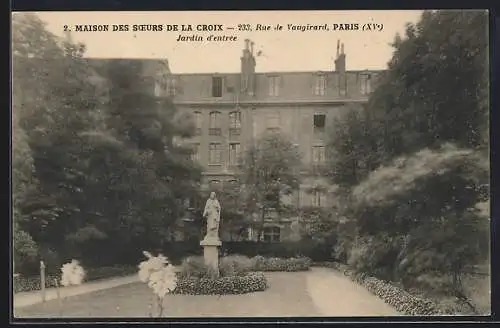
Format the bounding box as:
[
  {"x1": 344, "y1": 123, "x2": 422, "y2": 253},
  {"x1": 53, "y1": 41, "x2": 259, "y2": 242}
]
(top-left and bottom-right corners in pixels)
[
  {"x1": 219, "y1": 255, "x2": 254, "y2": 277},
  {"x1": 252, "y1": 256, "x2": 311, "y2": 272},
  {"x1": 172, "y1": 254, "x2": 310, "y2": 295},
  {"x1": 138, "y1": 251, "x2": 177, "y2": 317},
  {"x1": 177, "y1": 255, "x2": 311, "y2": 278},
  {"x1": 173, "y1": 272, "x2": 268, "y2": 295},
  {"x1": 174, "y1": 255, "x2": 268, "y2": 295},
  {"x1": 60, "y1": 260, "x2": 86, "y2": 286},
  {"x1": 177, "y1": 256, "x2": 212, "y2": 279}
]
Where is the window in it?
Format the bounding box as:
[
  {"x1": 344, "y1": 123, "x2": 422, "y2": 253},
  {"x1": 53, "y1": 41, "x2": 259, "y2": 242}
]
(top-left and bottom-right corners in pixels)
[
  {"x1": 228, "y1": 143, "x2": 241, "y2": 167},
  {"x1": 311, "y1": 190, "x2": 326, "y2": 207},
  {"x1": 166, "y1": 78, "x2": 177, "y2": 96},
  {"x1": 212, "y1": 76, "x2": 223, "y2": 97},
  {"x1": 267, "y1": 111, "x2": 281, "y2": 131},
  {"x1": 314, "y1": 74, "x2": 326, "y2": 96},
  {"x1": 193, "y1": 111, "x2": 202, "y2": 135},
  {"x1": 313, "y1": 113, "x2": 326, "y2": 135},
  {"x1": 209, "y1": 111, "x2": 221, "y2": 136},
  {"x1": 262, "y1": 226, "x2": 281, "y2": 242},
  {"x1": 191, "y1": 143, "x2": 200, "y2": 162},
  {"x1": 312, "y1": 146, "x2": 326, "y2": 163},
  {"x1": 360, "y1": 74, "x2": 372, "y2": 95},
  {"x1": 208, "y1": 143, "x2": 222, "y2": 165},
  {"x1": 229, "y1": 111, "x2": 242, "y2": 136},
  {"x1": 268, "y1": 76, "x2": 281, "y2": 96},
  {"x1": 154, "y1": 80, "x2": 162, "y2": 97}
]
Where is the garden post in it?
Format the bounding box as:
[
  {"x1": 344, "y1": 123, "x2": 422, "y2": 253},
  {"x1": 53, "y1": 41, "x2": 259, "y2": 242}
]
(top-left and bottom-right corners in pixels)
[{"x1": 40, "y1": 260, "x2": 46, "y2": 302}]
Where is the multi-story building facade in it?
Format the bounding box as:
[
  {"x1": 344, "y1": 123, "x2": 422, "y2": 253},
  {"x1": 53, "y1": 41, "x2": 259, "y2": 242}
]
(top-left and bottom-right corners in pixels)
[
  {"x1": 88, "y1": 40, "x2": 383, "y2": 242},
  {"x1": 164, "y1": 39, "x2": 383, "y2": 242}
]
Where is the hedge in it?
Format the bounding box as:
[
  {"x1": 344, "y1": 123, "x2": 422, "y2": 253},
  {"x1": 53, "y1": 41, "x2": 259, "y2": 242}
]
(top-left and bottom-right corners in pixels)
[
  {"x1": 223, "y1": 241, "x2": 334, "y2": 262},
  {"x1": 172, "y1": 272, "x2": 268, "y2": 295},
  {"x1": 178, "y1": 255, "x2": 311, "y2": 280},
  {"x1": 314, "y1": 262, "x2": 452, "y2": 315},
  {"x1": 253, "y1": 256, "x2": 311, "y2": 272},
  {"x1": 17, "y1": 240, "x2": 334, "y2": 273},
  {"x1": 13, "y1": 265, "x2": 137, "y2": 294}
]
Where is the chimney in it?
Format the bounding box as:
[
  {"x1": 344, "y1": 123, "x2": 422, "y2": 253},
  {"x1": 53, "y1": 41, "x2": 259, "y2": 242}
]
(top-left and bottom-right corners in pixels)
[
  {"x1": 334, "y1": 40, "x2": 346, "y2": 73},
  {"x1": 241, "y1": 39, "x2": 256, "y2": 96},
  {"x1": 335, "y1": 40, "x2": 347, "y2": 96}
]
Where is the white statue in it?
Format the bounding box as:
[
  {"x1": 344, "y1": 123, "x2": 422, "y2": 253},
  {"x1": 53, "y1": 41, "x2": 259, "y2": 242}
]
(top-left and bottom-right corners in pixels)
[{"x1": 203, "y1": 192, "x2": 221, "y2": 239}]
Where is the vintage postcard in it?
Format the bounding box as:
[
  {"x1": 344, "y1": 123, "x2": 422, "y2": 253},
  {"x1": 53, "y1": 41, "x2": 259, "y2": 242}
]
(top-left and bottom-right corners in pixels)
[{"x1": 12, "y1": 10, "x2": 490, "y2": 319}]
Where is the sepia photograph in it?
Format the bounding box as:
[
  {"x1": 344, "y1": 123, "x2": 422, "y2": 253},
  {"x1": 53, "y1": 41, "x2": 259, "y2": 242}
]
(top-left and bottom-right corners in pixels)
[{"x1": 12, "y1": 10, "x2": 490, "y2": 319}]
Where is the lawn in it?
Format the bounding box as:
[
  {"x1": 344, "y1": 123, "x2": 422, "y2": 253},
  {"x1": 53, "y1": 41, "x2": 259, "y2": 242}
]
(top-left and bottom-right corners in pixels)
[{"x1": 14, "y1": 272, "x2": 321, "y2": 318}]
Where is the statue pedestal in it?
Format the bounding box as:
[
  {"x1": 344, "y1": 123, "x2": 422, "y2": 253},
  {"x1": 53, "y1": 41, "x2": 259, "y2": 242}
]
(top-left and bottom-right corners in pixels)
[{"x1": 200, "y1": 236, "x2": 222, "y2": 276}]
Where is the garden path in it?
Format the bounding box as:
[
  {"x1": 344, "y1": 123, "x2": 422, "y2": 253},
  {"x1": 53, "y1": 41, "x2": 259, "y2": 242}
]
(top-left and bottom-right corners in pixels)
[
  {"x1": 306, "y1": 267, "x2": 401, "y2": 316},
  {"x1": 13, "y1": 274, "x2": 139, "y2": 309}
]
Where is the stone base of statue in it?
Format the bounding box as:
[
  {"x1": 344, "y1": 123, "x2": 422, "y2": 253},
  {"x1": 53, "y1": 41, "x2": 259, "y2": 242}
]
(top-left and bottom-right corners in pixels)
[{"x1": 200, "y1": 235, "x2": 222, "y2": 277}]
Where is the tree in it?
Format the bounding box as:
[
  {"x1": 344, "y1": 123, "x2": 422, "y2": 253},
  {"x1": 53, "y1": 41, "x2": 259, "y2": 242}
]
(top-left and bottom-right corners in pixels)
[
  {"x1": 323, "y1": 11, "x2": 490, "y2": 307},
  {"x1": 326, "y1": 105, "x2": 382, "y2": 188},
  {"x1": 13, "y1": 13, "x2": 203, "y2": 268},
  {"x1": 239, "y1": 131, "x2": 302, "y2": 242},
  {"x1": 94, "y1": 60, "x2": 202, "y2": 249},
  {"x1": 13, "y1": 12, "x2": 103, "y2": 265},
  {"x1": 326, "y1": 10, "x2": 488, "y2": 189},
  {"x1": 376, "y1": 10, "x2": 487, "y2": 155},
  {"x1": 349, "y1": 144, "x2": 489, "y2": 298},
  {"x1": 12, "y1": 102, "x2": 38, "y2": 273}
]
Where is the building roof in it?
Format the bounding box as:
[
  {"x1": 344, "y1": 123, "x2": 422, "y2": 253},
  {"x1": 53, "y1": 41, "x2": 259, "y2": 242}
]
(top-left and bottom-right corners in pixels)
[{"x1": 85, "y1": 58, "x2": 170, "y2": 77}]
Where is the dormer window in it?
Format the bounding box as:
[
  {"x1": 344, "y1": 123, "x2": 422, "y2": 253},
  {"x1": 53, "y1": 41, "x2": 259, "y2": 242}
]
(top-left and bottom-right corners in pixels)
[
  {"x1": 212, "y1": 76, "x2": 223, "y2": 97},
  {"x1": 166, "y1": 78, "x2": 177, "y2": 96},
  {"x1": 268, "y1": 76, "x2": 281, "y2": 96},
  {"x1": 313, "y1": 74, "x2": 326, "y2": 96},
  {"x1": 360, "y1": 74, "x2": 372, "y2": 95}
]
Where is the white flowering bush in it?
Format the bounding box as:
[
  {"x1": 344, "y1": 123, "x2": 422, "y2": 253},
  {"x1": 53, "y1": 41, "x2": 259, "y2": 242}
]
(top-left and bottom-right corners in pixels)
[
  {"x1": 138, "y1": 251, "x2": 177, "y2": 317},
  {"x1": 60, "y1": 259, "x2": 86, "y2": 287},
  {"x1": 53, "y1": 259, "x2": 86, "y2": 315}
]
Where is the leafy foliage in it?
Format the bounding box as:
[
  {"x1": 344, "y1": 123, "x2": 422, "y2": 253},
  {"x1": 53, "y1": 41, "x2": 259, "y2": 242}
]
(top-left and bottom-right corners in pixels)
[
  {"x1": 324, "y1": 10, "x2": 490, "y2": 304},
  {"x1": 326, "y1": 105, "x2": 381, "y2": 188},
  {"x1": 12, "y1": 13, "x2": 202, "y2": 272},
  {"x1": 239, "y1": 131, "x2": 302, "y2": 240},
  {"x1": 173, "y1": 272, "x2": 268, "y2": 295},
  {"x1": 326, "y1": 10, "x2": 488, "y2": 188}
]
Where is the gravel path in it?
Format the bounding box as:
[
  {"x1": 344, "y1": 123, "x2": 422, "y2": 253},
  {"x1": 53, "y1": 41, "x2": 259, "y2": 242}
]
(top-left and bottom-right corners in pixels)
[
  {"x1": 306, "y1": 267, "x2": 400, "y2": 316},
  {"x1": 13, "y1": 275, "x2": 138, "y2": 309}
]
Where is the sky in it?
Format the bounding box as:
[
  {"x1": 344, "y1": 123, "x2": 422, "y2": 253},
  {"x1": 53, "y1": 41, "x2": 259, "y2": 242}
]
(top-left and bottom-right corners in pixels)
[{"x1": 33, "y1": 11, "x2": 423, "y2": 73}]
